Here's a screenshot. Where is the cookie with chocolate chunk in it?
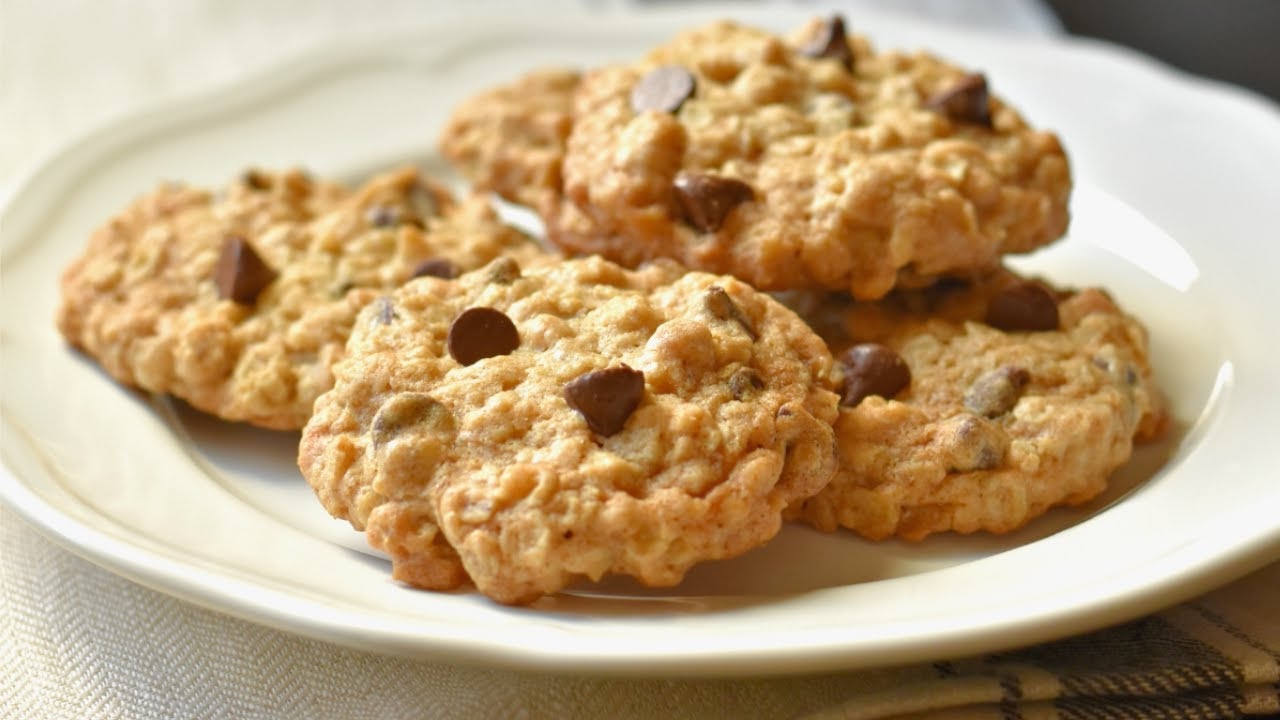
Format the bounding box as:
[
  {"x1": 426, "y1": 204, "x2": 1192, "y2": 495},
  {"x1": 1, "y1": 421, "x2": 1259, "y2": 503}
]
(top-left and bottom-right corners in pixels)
[
  {"x1": 57, "y1": 166, "x2": 550, "y2": 429},
  {"x1": 783, "y1": 268, "x2": 1167, "y2": 540},
  {"x1": 439, "y1": 16, "x2": 1071, "y2": 300},
  {"x1": 298, "y1": 255, "x2": 839, "y2": 604}
]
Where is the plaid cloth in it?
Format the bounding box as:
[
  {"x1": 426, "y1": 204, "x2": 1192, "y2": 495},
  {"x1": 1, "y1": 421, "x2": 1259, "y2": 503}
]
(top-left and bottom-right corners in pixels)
[{"x1": 802, "y1": 563, "x2": 1280, "y2": 720}]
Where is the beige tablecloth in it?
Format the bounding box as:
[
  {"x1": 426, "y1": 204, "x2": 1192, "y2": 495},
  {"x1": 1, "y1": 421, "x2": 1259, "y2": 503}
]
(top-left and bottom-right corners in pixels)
[{"x1": 2, "y1": 2, "x2": 1277, "y2": 718}]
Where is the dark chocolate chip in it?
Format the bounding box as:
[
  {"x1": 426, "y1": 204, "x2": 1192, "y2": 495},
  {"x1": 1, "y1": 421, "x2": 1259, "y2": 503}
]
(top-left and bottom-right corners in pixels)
[
  {"x1": 728, "y1": 367, "x2": 765, "y2": 400},
  {"x1": 241, "y1": 169, "x2": 271, "y2": 191},
  {"x1": 926, "y1": 73, "x2": 993, "y2": 128},
  {"x1": 411, "y1": 258, "x2": 458, "y2": 280},
  {"x1": 564, "y1": 365, "x2": 646, "y2": 436},
  {"x1": 371, "y1": 393, "x2": 453, "y2": 445},
  {"x1": 214, "y1": 236, "x2": 277, "y2": 305},
  {"x1": 985, "y1": 280, "x2": 1060, "y2": 332},
  {"x1": 630, "y1": 65, "x2": 696, "y2": 114},
  {"x1": 798, "y1": 14, "x2": 854, "y2": 71},
  {"x1": 366, "y1": 205, "x2": 401, "y2": 227},
  {"x1": 703, "y1": 285, "x2": 758, "y2": 339},
  {"x1": 673, "y1": 172, "x2": 755, "y2": 233},
  {"x1": 839, "y1": 343, "x2": 911, "y2": 407},
  {"x1": 964, "y1": 365, "x2": 1031, "y2": 418},
  {"x1": 942, "y1": 414, "x2": 1005, "y2": 472},
  {"x1": 447, "y1": 307, "x2": 520, "y2": 366}
]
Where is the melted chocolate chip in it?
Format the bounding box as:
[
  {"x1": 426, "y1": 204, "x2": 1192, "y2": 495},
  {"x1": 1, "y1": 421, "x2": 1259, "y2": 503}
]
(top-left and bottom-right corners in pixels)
[
  {"x1": 411, "y1": 258, "x2": 458, "y2": 280},
  {"x1": 964, "y1": 366, "x2": 1031, "y2": 418},
  {"x1": 214, "y1": 236, "x2": 277, "y2": 305},
  {"x1": 703, "y1": 286, "x2": 758, "y2": 339},
  {"x1": 839, "y1": 343, "x2": 911, "y2": 407},
  {"x1": 799, "y1": 14, "x2": 854, "y2": 71},
  {"x1": 926, "y1": 73, "x2": 993, "y2": 128},
  {"x1": 564, "y1": 365, "x2": 646, "y2": 437},
  {"x1": 728, "y1": 367, "x2": 765, "y2": 400},
  {"x1": 630, "y1": 65, "x2": 696, "y2": 113},
  {"x1": 985, "y1": 280, "x2": 1060, "y2": 332},
  {"x1": 942, "y1": 414, "x2": 1006, "y2": 472},
  {"x1": 447, "y1": 307, "x2": 520, "y2": 366},
  {"x1": 673, "y1": 173, "x2": 755, "y2": 233}
]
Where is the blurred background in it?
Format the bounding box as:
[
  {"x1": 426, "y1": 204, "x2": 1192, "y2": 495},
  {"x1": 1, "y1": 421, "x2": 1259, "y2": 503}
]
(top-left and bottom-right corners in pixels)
[{"x1": 1044, "y1": 0, "x2": 1280, "y2": 103}]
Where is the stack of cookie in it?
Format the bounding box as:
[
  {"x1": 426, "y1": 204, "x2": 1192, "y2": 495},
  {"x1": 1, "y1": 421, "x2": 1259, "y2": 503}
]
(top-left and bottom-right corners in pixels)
[{"x1": 57, "y1": 15, "x2": 1167, "y2": 605}]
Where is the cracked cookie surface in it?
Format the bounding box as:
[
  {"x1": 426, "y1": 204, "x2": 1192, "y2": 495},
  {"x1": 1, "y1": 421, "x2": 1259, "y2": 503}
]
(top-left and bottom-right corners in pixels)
[
  {"x1": 783, "y1": 268, "x2": 1167, "y2": 540},
  {"x1": 440, "y1": 17, "x2": 1071, "y2": 299},
  {"x1": 298, "y1": 255, "x2": 839, "y2": 604},
  {"x1": 57, "y1": 166, "x2": 549, "y2": 429}
]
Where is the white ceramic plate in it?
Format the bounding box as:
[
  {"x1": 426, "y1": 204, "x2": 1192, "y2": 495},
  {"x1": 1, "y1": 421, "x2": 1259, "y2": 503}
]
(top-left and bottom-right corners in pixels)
[{"x1": 3, "y1": 7, "x2": 1279, "y2": 676}]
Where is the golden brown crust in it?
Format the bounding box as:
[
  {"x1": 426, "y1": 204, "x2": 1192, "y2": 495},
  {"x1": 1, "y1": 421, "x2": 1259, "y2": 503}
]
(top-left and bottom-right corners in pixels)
[
  {"x1": 784, "y1": 268, "x2": 1166, "y2": 540},
  {"x1": 298, "y1": 256, "x2": 839, "y2": 604},
  {"x1": 439, "y1": 19, "x2": 1072, "y2": 299},
  {"x1": 57, "y1": 166, "x2": 551, "y2": 429}
]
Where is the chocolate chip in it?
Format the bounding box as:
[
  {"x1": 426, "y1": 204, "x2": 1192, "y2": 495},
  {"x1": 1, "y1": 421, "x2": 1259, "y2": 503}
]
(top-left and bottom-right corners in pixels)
[
  {"x1": 673, "y1": 172, "x2": 755, "y2": 233},
  {"x1": 366, "y1": 205, "x2": 401, "y2": 227},
  {"x1": 411, "y1": 258, "x2": 458, "y2": 280},
  {"x1": 926, "y1": 73, "x2": 993, "y2": 128},
  {"x1": 799, "y1": 14, "x2": 854, "y2": 71},
  {"x1": 703, "y1": 286, "x2": 757, "y2": 339},
  {"x1": 728, "y1": 367, "x2": 765, "y2": 400},
  {"x1": 241, "y1": 169, "x2": 271, "y2": 191},
  {"x1": 447, "y1": 307, "x2": 520, "y2": 366},
  {"x1": 214, "y1": 236, "x2": 277, "y2": 305},
  {"x1": 985, "y1": 280, "x2": 1060, "y2": 332},
  {"x1": 630, "y1": 65, "x2": 696, "y2": 114},
  {"x1": 564, "y1": 365, "x2": 646, "y2": 436},
  {"x1": 940, "y1": 414, "x2": 1006, "y2": 472},
  {"x1": 371, "y1": 393, "x2": 453, "y2": 445},
  {"x1": 839, "y1": 343, "x2": 911, "y2": 407},
  {"x1": 964, "y1": 366, "x2": 1031, "y2": 418}
]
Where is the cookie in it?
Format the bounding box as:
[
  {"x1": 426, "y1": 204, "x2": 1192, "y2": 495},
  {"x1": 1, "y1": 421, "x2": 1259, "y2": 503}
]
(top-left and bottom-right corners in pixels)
[
  {"x1": 57, "y1": 166, "x2": 550, "y2": 429},
  {"x1": 440, "y1": 67, "x2": 581, "y2": 216},
  {"x1": 298, "y1": 255, "x2": 839, "y2": 604},
  {"x1": 782, "y1": 268, "x2": 1167, "y2": 540},
  {"x1": 439, "y1": 16, "x2": 1071, "y2": 300}
]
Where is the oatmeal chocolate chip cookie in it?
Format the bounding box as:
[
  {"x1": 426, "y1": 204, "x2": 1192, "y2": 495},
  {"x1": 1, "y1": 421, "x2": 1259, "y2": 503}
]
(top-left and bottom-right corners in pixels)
[
  {"x1": 783, "y1": 268, "x2": 1167, "y2": 540},
  {"x1": 57, "y1": 166, "x2": 550, "y2": 429},
  {"x1": 298, "y1": 255, "x2": 839, "y2": 605},
  {"x1": 439, "y1": 17, "x2": 1071, "y2": 300}
]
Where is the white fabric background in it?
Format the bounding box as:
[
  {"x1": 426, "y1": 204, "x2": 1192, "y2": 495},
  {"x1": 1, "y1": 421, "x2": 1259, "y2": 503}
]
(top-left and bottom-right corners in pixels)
[{"x1": 5, "y1": 2, "x2": 1273, "y2": 719}]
